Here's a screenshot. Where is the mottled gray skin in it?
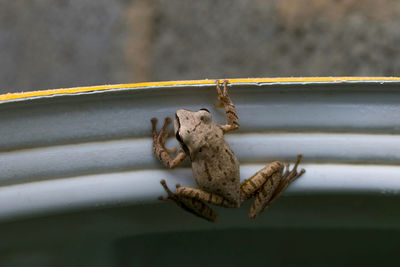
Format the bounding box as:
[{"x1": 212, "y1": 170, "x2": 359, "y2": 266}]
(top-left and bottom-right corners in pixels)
[
  {"x1": 153, "y1": 80, "x2": 305, "y2": 222},
  {"x1": 174, "y1": 109, "x2": 241, "y2": 206}
]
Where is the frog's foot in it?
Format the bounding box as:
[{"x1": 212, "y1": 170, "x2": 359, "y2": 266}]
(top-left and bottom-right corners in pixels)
[
  {"x1": 215, "y1": 80, "x2": 231, "y2": 108},
  {"x1": 158, "y1": 180, "x2": 218, "y2": 222},
  {"x1": 214, "y1": 80, "x2": 240, "y2": 133},
  {"x1": 249, "y1": 155, "x2": 305, "y2": 218},
  {"x1": 151, "y1": 117, "x2": 178, "y2": 155},
  {"x1": 269, "y1": 154, "x2": 305, "y2": 204},
  {"x1": 158, "y1": 179, "x2": 179, "y2": 202},
  {"x1": 243, "y1": 155, "x2": 305, "y2": 219}
]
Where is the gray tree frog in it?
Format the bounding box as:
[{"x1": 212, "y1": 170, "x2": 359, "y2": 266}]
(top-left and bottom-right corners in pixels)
[{"x1": 151, "y1": 80, "x2": 305, "y2": 222}]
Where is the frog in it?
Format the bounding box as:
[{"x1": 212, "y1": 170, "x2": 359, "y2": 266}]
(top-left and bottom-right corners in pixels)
[{"x1": 151, "y1": 80, "x2": 305, "y2": 222}]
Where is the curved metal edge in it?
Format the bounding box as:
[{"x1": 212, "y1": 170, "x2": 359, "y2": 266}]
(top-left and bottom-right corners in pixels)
[
  {"x1": 1, "y1": 77, "x2": 400, "y2": 103},
  {"x1": 0, "y1": 163, "x2": 399, "y2": 223},
  {"x1": 2, "y1": 133, "x2": 400, "y2": 185}
]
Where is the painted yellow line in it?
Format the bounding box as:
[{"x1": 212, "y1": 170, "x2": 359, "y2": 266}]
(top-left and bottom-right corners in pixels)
[{"x1": 1, "y1": 77, "x2": 400, "y2": 102}]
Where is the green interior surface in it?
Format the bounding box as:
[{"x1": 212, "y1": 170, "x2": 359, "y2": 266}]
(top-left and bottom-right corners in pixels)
[{"x1": 1, "y1": 194, "x2": 399, "y2": 267}]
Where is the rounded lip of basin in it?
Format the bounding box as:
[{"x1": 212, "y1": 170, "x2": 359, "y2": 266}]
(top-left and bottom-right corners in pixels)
[
  {"x1": 0, "y1": 77, "x2": 399, "y2": 230},
  {"x1": 2, "y1": 76, "x2": 400, "y2": 103}
]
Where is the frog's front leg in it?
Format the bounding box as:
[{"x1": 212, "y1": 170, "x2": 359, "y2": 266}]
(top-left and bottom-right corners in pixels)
[
  {"x1": 151, "y1": 117, "x2": 187, "y2": 168},
  {"x1": 215, "y1": 80, "x2": 240, "y2": 133},
  {"x1": 158, "y1": 180, "x2": 218, "y2": 222},
  {"x1": 241, "y1": 155, "x2": 305, "y2": 219}
]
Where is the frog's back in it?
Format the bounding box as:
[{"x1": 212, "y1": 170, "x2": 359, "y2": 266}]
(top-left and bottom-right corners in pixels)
[{"x1": 191, "y1": 140, "x2": 240, "y2": 203}]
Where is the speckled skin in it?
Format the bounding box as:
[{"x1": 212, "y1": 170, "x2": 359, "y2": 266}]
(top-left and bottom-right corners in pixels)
[
  {"x1": 174, "y1": 108, "x2": 241, "y2": 206},
  {"x1": 151, "y1": 80, "x2": 305, "y2": 222}
]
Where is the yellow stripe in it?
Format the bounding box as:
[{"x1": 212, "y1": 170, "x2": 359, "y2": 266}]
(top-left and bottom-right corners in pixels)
[{"x1": 1, "y1": 77, "x2": 400, "y2": 102}]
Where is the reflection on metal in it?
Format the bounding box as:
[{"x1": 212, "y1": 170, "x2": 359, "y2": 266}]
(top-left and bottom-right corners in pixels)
[{"x1": 0, "y1": 77, "x2": 399, "y2": 227}]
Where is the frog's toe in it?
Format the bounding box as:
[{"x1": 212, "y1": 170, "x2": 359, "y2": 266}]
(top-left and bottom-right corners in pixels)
[
  {"x1": 160, "y1": 180, "x2": 177, "y2": 198},
  {"x1": 163, "y1": 117, "x2": 172, "y2": 126}
]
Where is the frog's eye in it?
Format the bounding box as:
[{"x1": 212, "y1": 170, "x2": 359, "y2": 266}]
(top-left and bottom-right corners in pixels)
[{"x1": 200, "y1": 108, "x2": 210, "y2": 113}]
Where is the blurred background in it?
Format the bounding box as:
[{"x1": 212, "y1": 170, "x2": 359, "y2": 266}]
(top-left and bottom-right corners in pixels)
[
  {"x1": 1, "y1": 1, "x2": 400, "y2": 266},
  {"x1": 1, "y1": 0, "x2": 400, "y2": 94}
]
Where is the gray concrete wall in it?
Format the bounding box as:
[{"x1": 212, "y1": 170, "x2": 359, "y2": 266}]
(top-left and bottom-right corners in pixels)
[{"x1": 1, "y1": 0, "x2": 400, "y2": 93}]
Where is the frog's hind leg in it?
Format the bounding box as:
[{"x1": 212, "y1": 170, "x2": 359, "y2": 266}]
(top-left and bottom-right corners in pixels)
[
  {"x1": 265, "y1": 155, "x2": 306, "y2": 208},
  {"x1": 240, "y1": 161, "x2": 284, "y2": 202},
  {"x1": 241, "y1": 155, "x2": 305, "y2": 219},
  {"x1": 241, "y1": 161, "x2": 283, "y2": 218},
  {"x1": 176, "y1": 186, "x2": 240, "y2": 208},
  {"x1": 159, "y1": 180, "x2": 218, "y2": 222}
]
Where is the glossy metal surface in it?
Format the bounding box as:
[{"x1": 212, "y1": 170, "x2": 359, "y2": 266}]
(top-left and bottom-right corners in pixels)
[
  {"x1": 0, "y1": 78, "x2": 400, "y2": 222},
  {"x1": 0, "y1": 78, "x2": 399, "y2": 265}
]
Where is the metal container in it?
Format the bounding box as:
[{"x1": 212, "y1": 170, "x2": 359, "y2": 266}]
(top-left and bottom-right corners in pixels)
[{"x1": 0, "y1": 77, "x2": 399, "y2": 266}]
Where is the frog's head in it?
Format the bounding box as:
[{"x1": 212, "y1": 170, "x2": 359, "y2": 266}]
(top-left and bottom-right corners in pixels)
[{"x1": 174, "y1": 108, "x2": 212, "y2": 153}]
